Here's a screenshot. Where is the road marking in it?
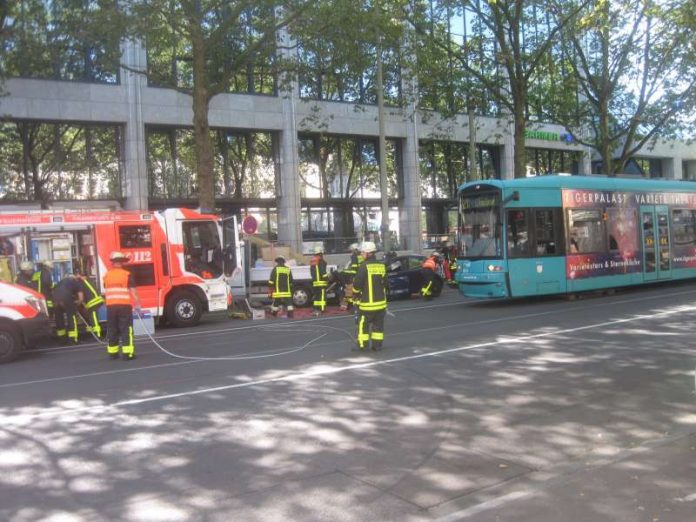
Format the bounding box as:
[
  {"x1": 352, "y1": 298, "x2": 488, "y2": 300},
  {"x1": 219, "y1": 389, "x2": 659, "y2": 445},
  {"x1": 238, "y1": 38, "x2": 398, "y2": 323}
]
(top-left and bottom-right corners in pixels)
[
  {"x1": 26, "y1": 287, "x2": 696, "y2": 356},
  {"x1": 4, "y1": 303, "x2": 695, "y2": 426},
  {"x1": 6, "y1": 290, "x2": 694, "y2": 388}
]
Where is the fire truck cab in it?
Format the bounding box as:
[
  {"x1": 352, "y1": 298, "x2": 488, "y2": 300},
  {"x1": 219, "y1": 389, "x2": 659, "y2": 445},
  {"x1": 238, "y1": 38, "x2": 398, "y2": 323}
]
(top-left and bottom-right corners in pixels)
[{"x1": 0, "y1": 208, "x2": 241, "y2": 328}]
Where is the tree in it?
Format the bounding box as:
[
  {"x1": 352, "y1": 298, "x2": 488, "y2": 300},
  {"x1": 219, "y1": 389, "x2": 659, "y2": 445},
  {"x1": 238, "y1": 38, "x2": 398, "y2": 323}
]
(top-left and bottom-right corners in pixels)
[
  {"x1": 408, "y1": 0, "x2": 588, "y2": 178},
  {"x1": 553, "y1": 0, "x2": 696, "y2": 175},
  {"x1": 124, "y1": 0, "x2": 309, "y2": 211}
]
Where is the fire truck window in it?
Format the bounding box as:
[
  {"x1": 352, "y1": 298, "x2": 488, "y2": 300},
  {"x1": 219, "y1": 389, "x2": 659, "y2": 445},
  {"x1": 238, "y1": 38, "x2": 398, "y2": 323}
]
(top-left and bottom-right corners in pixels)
[
  {"x1": 128, "y1": 264, "x2": 155, "y2": 287},
  {"x1": 119, "y1": 226, "x2": 152, "y2": 248},
  {"x1": 182, "y1": 221, "x2": 223, "y2": 278}
]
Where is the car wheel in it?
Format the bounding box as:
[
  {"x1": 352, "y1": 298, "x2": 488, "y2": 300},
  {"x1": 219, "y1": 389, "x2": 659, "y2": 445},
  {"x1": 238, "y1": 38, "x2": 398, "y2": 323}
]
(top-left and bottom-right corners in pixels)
[
  {"x1": 0, "y1": 326, "x2": 21, "y2": 364},
  {"x1": 431, "y1": 276, "x2": 444, "y2": 297},
  {"x1": 292, "y1": 285, "x2": 312, "y2": 308},
  {"x1": 166, "y1": 290, "x2": 203, "y2": 327}
]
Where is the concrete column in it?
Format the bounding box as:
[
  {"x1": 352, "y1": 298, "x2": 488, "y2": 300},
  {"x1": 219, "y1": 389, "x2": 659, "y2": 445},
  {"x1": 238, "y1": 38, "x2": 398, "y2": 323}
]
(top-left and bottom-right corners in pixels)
[
  {"x1": 401, "y1": 117, "x2": 423, "y2": 252},
  {"x1": 663, "y1": 157, "x2": 681, "y2": 180},
  {"x1": 500, "y1": 118, "x2": 515, "y2": 180},
  {"x1": 120, "y1": 40, "x2": 148, "y2": 210},
  {"x1": 275, "y1": 22, "x2": 302, "y2": 252},
  {"x1": 580, "y1": 148, "x2": 592, "y2": 175},
  {"x1": 398, "y1": 13, "x2": 423, "y2": 253}
]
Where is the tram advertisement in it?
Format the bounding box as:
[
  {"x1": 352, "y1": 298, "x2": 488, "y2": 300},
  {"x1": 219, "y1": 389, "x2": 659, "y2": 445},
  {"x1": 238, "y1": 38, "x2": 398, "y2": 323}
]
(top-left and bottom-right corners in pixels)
[{"x1": 563, "y1": 189, "x2": 696, "y2": 277}]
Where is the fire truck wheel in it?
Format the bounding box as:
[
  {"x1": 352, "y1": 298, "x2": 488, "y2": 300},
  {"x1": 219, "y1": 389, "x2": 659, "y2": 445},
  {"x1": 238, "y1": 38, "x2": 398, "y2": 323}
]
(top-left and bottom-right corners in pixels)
[
  {"x1": 166, "y1": 290, "x2": 203, "y2": 327},
  {"x1": 0, "y1": 324, "x2": 21, "y2": 364},
  {"x1": 292, "y1": 284, "x2": 312, "y2": 308}
]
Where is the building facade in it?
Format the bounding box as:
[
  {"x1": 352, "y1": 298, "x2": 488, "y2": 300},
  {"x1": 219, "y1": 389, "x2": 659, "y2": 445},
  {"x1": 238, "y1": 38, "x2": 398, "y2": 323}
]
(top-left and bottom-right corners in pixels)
[{"x1": 1, "y1": 38, "x2": 695, "y2": 254}]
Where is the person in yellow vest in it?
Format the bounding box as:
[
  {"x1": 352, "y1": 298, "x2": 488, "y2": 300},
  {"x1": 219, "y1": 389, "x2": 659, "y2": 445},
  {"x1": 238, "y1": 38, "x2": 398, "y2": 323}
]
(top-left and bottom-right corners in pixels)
[
  {"x1": 75, "y1": 270, "x2": 105, "y2": 338},
  {"x1": 340, "y1": 243, "x2": 364, "y2": 311},
  {"x1": 33, "y1": 260, "x2": 55, "y2": 315},
  {"x1": 53, "y1": 274, "x2": 85, "y2": 344},
  {"x1": 104, "y1": 251, "x2": 141, "y2": 360},
  {"x1": 16, "y1": 260, "x2": 38, "y2": 290},
  {"x1": 268, "y1": 256, "x2": 294, "y2": 318},
  {"x1": 420, "y1": 252, "x2": 440, "y2": 300},
  {"x1": 311, "y1": 245, "x2": 328, "y2": 316},
  {"x1": 352, "y1": 241, "x2": 387, "y2": 351}
]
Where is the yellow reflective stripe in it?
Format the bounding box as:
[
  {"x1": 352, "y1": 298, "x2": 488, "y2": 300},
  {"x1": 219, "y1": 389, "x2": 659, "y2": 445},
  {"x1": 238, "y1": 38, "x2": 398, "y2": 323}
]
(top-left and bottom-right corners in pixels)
[
  {"x1": 86, "y1": 296, "x2": 104, "y2": 308},
  {"x1": 107, "y1": 345, "x2": 119, "y2": 354},
  {"x1": 272, "y1": 292, "x2": 292, "y2": 298},
  {"x1": 359, "y1": 301, "x2": 387, "y2": 311},
  {"x1": 371, "y1": 332, "x2": 384, "y2": 340},
  {"x1": 357, "y1": 315, "x2": 368, "y2": 347},
  {"x1": 312, "y1": 281, "x2": 328, "y2": 287}
]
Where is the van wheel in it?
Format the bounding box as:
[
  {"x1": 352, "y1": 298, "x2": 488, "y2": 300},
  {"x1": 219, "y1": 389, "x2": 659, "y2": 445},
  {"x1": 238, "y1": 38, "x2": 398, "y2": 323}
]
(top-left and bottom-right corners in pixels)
[
  {"x1": 292, "y1": 285, "x2": 312, "y2": 308},
  {"x1": 166, "y1": 290, "x2": 203, "y2": 327},
  {"x1": 0, "y1": 326, "x2": 21, "y2": 364}
]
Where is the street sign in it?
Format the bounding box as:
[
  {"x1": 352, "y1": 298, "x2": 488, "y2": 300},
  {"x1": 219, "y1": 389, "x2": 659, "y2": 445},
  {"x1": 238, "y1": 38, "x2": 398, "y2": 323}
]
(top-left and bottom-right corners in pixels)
[{"x1": 242, "y1": 215, "x2": 258, "y2": 235}]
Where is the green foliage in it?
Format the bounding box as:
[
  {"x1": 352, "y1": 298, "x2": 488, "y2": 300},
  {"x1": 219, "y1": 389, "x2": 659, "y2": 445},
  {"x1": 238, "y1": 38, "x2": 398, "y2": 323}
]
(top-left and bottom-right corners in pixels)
[
  {"x1": 0, "y1": 121, "x2": 121, "y2": 202},
  {"x1": 1, "y1": 0, "x2": 123, "y2": 82},
  {"x1": 553, "y1": 0, "x2": 695, "y2": 174}
]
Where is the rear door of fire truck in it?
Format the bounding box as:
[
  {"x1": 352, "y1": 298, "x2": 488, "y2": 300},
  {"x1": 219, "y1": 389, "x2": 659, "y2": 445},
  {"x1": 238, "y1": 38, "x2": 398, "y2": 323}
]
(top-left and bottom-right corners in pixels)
[
  {"x1": 222, "y1": 215, "x2": 244, "y2": 296},
  {"x1": 111, "y1": 217, "x2": 164, "y2": 315}
]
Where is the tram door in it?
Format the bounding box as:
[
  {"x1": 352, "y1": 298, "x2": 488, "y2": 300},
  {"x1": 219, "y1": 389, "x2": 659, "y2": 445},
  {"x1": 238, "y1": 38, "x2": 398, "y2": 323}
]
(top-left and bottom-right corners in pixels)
[{"x1": 640, "y1": 205, "x2": 671, "y2": 281}]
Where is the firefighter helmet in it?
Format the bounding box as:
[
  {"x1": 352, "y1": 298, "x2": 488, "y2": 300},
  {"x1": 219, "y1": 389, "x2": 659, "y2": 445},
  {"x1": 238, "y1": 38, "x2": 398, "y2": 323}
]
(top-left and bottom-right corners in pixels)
[
  {"x1": 109, "y1": 251, "x2": 130, "y2": 262},
  {"x1": 313, "y1": 245, "x2": 324, "y2": 254},
  {"x1": 360, "y1": 241, "x2": 377, "y2": 253},
  {"x1": 349, "y1": 243, "x2": 359, "y2": 251},
  {"x1": 41, "y1": 260, "x2": 54, "y2": 269},
  {"x1": 275, "y1": 256, "x2": 286, "y2": 264},
  {"x1": 20, "y1": 260, "x2": 34, "y2": 271}
]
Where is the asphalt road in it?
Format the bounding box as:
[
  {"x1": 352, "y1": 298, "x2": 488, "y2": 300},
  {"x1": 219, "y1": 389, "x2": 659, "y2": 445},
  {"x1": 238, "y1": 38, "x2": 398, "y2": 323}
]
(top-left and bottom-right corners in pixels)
[{"x1": 2, "y1": 283, "x2": 696, "y2": 522}]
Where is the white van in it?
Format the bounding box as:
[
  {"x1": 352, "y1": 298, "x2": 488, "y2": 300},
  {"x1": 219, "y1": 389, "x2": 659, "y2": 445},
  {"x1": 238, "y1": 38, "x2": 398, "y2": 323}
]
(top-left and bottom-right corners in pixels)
[{"x1": 0, "y1": 282, "x2": 51, "y2": 363}]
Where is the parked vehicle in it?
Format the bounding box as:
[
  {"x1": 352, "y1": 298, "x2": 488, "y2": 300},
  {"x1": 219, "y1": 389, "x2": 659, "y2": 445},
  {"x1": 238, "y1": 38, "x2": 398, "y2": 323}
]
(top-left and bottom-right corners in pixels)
[
  {"x1": 0, "y1": 282, "x2": 51, "y2": 363},
  {"x1": 0, "y1": 208, "x2": 242, "y2": 327},
  {"x1": 386, "y1": 254, "x2": 443, "y2": 300},
  {"x1": 248, "y1": 264, "x2": 339, "y2": 307}
]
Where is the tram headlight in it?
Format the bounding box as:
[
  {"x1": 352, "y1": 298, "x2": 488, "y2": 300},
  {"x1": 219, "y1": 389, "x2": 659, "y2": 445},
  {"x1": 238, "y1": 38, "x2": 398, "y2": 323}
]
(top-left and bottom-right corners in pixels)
[{"x1": 487, "y1": 264, "x2": 503, "y2": 272}]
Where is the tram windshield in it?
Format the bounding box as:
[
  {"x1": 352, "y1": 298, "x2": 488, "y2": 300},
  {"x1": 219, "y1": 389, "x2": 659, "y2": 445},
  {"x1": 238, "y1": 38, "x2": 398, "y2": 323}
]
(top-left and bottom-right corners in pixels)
[{"x1": 459, "y1": 191, "x2": 502, "y2": 258}]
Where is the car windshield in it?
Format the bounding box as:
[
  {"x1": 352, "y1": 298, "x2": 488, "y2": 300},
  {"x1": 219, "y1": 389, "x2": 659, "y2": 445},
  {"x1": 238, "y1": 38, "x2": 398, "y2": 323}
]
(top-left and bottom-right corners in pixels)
[{"x1": 459, "y1": 191, "x2": 502, "y2": 259}]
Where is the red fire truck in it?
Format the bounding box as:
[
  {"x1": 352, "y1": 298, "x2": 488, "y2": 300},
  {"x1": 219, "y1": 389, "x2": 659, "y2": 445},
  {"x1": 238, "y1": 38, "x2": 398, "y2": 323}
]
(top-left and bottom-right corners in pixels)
[{"x1": 0, "y1": 208, "x2": 241, "y2": 327}]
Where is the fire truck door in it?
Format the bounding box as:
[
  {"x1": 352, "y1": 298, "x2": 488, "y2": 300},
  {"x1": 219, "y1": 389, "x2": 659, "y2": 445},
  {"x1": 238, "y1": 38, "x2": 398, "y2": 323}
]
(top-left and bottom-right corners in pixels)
[
  {"x1": 115, "y1": 223, "x2": 161, "y2": 311},
  {"x1": 222, "y1": 215, "x2": 244, "y2": 294}
]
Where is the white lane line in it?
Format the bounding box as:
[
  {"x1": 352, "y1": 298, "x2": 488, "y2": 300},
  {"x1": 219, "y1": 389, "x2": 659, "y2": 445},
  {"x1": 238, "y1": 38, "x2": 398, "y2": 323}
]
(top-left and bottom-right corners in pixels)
[
  {"x1": 25, "y1": 287, "x2": 696, "y2": 355},
  {"x1": 4, "y1": 303, "x2": 695, "y2": 426}
]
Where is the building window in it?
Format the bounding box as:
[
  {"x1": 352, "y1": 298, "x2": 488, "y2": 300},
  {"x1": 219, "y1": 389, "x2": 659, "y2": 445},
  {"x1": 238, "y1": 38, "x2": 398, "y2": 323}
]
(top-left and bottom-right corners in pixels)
[
  {"x1": 146, "y1": 127, "x2": 277, "y2": 200},
  {"x1": 0, "y1": 121, "x2": 122, "y2": 202}
]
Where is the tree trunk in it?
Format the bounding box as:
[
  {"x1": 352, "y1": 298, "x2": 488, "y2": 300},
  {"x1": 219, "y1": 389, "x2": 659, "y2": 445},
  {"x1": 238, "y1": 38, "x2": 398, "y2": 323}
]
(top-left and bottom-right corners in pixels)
[
  {"x1": 191, "y1": 29, "x2": 215, "y2": 212},
  {"x1": 599, "y1": 98, "x2": 613, "y2": 175},
  {"x1": 513, "y1": 106, "x2": 527, "y2": 179}
]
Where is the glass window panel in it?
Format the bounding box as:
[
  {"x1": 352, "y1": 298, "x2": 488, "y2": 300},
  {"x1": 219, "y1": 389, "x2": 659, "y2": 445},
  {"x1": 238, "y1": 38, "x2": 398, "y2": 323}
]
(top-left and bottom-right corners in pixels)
[
  {"x1": 535, "y1": 209, "x2": 558, "y2": 255},
  {"x1": 507, "y1": 210, "x2": 529, "y2": 257},
  {"x1": 119, "y1": 226, "x2": 152, "y2": 248},
  {"x1": 568, "y1": 209, "x2": 605, "y2": 253}
]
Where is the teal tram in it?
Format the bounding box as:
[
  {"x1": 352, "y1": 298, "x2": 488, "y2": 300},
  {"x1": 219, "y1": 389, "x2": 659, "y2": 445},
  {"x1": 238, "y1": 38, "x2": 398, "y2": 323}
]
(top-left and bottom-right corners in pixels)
[{"x1": 455, "y1": 175, "x2": 696, "y2": 298}]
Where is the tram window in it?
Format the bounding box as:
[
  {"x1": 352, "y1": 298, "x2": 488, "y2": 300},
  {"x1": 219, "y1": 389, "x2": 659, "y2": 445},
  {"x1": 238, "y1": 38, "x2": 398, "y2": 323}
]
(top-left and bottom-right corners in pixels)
[
  {"x1": 507, "y1": 209, "x2": 530, "y2": 257},
  {"x1": 671, "y1": 209, "x2": 696, "y2": 246},
  {"x1": 534, "y1": 209, "x2": 560, "y2": 255},
  {"x1": 568, "y1": 209, "x2": 606, "y2": 254},
  {"x1": 606, "y1": 208, "x2": 639, "y2": 253}
]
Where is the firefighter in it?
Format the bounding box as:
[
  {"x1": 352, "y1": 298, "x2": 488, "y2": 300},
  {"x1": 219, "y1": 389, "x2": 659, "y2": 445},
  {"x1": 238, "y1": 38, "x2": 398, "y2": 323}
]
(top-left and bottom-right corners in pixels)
[
  {"x1": 311, "y1": 245, "x2": 328, "y2": 316},
  {"x1": 352, "y1": 241, "x2": 387, "y2": 351},
  {"x1": 75, "y1": 270, "x2": 105, "y2": 338},
  {"x1": 420, "y1": 252, "x2": 440, "y2": 300},
  {"x1": 33, "y1": 260, "x2": 55, "y2": 314},
  {"x1": 53, "y1": 274, "x2": 85, "y2": 344},
  {"x1": 104, "y1": 251, "x2": 141, "y2": 360},
  {"x1": 340, "y1": 243, "x2": 364, "y2": 310},
  {"x1": 15, "y1": 261, "x2": 38, "y2": 290},
  {"x1": 268, "y1": 256, "x2": 294, "y2": 318}
]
